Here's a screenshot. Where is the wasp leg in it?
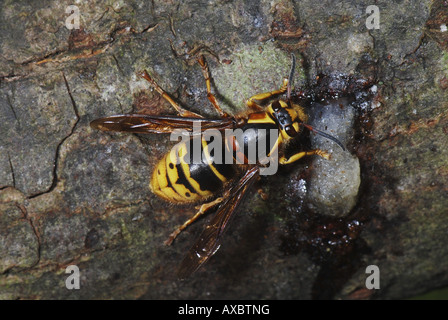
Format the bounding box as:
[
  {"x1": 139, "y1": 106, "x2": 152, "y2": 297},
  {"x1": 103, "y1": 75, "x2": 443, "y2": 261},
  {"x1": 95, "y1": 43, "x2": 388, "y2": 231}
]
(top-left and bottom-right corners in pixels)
[
  {"x1": 138, "y1": 70, "x2": 203, "y2": 118},
  {"x1": 164, "y1": 196, "x2": 224, "y2": 246},
  {"x1": 279, "y1": 149, "x2": 331, "y2": 165},
  {"x1": 246, "y1": 78, "x2": 289, "y2": 111},
  {"x1": 196, "y1": 55, "x2": 230, "y2": 118}
]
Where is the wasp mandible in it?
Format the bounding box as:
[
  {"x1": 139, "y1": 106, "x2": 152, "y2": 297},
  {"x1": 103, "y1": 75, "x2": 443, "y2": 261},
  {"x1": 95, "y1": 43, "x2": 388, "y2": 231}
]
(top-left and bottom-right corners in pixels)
[{"x1": 90, "y1": 53, "x2": 345, "y2": 278}]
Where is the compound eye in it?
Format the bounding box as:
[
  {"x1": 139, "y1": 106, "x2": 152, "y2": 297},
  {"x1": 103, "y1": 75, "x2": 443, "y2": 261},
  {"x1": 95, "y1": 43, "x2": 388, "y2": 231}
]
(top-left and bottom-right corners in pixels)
[
  {"x1": 285, "y1": 124, "x2": 297, "y2": 137},
  {"x1": 271, "y1": 101, "x2": 281, "y2": 112}
]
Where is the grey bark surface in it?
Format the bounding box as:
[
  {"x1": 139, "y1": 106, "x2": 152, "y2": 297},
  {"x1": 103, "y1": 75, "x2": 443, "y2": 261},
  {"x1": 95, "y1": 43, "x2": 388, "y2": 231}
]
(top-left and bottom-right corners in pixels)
[{"x1": 0, "y1": 0, "x2": 447, "y2": 299}]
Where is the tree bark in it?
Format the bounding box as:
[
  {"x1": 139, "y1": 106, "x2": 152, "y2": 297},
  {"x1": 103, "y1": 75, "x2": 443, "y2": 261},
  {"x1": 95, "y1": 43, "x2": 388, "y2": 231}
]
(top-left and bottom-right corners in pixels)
[{"x1": 0, "y1": 0, "x2": 447, "y2": 299}]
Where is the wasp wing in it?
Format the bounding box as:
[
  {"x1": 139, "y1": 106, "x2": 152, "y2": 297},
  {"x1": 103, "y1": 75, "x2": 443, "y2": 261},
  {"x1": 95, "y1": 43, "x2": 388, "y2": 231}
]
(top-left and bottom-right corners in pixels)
[
  {"x1": 90, "y1": 114, "x2": 236, "y2": 134},
  {"x1": 177, "y1": 166, "x2": 260, "y2": 279}
]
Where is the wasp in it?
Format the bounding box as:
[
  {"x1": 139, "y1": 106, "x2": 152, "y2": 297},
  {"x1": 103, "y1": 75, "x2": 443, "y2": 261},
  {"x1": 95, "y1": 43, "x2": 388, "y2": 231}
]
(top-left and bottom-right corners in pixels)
[{"x1": 90, "y1": 54, "x2": 344, "y2": 278}]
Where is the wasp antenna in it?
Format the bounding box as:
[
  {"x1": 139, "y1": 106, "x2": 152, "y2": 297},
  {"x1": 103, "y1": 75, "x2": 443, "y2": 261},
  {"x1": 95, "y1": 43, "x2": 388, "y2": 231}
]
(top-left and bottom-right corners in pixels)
[
  {"x1": 287, "y1": 53, "x2": 296, "y2": 101},
  {"x1": 301, "y1": 123, "x2": 346, "y2": 151}
]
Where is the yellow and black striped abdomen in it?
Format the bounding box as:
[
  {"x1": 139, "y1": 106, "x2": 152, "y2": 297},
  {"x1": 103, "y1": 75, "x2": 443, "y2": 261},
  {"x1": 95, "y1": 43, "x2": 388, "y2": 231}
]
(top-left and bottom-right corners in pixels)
[{"x1": 150, "y1": 136, "x2": 235, "y2": 203}]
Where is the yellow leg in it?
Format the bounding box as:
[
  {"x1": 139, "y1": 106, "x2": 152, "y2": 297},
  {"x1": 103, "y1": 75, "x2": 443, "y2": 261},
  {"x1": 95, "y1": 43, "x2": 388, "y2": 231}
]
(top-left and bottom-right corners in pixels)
[
  {"x1": 196, "y1": 55, "x2": 230, "y2": 118},
  {"x1": 279, "y1": 149, "x2": 331, "y2": 165},
  {"x1": 246, "y1": 78, "x2": 289, "y2": 110},
  {"x1": 164, "y1": 197, "x2": 224, "y2": 246},
  {"x1": 138, "y1": 70, "x2": 203, "y2": 118}
]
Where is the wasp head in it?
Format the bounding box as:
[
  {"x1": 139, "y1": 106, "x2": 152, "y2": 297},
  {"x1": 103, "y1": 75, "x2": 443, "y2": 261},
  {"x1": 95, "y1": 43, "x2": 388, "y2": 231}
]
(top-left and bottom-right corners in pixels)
[{"x1": 267, "y1": 100, "x2": 306, "y2": 140}]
